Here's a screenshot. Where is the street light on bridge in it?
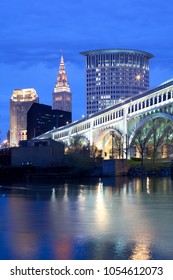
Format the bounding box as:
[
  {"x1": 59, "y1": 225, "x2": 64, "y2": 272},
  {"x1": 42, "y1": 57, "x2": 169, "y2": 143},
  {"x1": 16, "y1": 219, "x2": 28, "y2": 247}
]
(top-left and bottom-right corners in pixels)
[{"x1": 110, "y1": 131, "x2": 115, "y2": 159}]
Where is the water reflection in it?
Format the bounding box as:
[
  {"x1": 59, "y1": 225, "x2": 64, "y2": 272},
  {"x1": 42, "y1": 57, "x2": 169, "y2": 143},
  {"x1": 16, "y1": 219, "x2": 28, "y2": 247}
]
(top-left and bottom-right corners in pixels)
[
  {"x1": 0, "y1": 176, "x2": 173, "y2": 259},
  {"x1": 130, "y1": 242, "x2": 151, "y2": 260}
]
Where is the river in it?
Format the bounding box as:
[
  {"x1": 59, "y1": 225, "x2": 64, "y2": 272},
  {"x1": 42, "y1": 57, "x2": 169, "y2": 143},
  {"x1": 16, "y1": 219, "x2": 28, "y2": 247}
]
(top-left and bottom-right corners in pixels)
[{"x1": 0, "y1": 176, "x2": 173, "y2": 260}]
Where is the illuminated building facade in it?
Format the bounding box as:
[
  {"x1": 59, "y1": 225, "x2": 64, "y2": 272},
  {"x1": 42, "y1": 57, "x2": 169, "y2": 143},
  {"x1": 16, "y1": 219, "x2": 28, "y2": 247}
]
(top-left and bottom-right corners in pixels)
[
  {"x1": 81, "y1": 49, "x2": 153, "y2": 116},
  {"x1": 10, "y1": 88, "x2": 39, "y2": 147},
  {"x1": 52, "y1": 55, "x2": 72, "y2": 113}
]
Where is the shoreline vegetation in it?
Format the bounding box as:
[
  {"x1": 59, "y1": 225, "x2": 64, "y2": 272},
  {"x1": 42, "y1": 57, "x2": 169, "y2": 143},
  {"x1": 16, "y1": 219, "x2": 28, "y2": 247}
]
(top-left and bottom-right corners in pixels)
[
  {"x1": 128, "y1": 159, "x2": 171, "y2": 176},
  {"x1": 0, "y1": 159, "x2": 172, "y2": 183}
]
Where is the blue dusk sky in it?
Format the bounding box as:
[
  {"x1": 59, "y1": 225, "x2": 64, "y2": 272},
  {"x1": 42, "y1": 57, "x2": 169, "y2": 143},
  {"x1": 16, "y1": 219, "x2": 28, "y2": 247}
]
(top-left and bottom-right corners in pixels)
[{"x1": 1, "y1": 0, "x2": 173, "y2": 141}]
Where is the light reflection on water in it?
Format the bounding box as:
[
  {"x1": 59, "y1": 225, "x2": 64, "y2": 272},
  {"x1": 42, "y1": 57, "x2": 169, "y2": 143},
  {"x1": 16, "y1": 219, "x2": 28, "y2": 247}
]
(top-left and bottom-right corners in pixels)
[{"x1": 0, "y1": 176, "x2": 173, "y2": 260}]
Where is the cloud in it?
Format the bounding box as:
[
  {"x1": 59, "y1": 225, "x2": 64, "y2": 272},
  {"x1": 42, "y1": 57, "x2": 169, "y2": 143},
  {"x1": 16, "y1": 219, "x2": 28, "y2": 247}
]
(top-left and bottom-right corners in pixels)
[
  {"x1": 1, "y1": 0, "x2": 173, "y2": 70},
  {"x1": 1, "y1": 0, "x2": 173, "y2": 140}
]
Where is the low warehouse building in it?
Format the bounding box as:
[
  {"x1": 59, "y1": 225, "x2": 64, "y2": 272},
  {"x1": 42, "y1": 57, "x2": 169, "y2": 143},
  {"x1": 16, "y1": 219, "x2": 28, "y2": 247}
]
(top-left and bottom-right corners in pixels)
[{"x1": 11, "y1": 139, "x2": 64, "y2": 167}]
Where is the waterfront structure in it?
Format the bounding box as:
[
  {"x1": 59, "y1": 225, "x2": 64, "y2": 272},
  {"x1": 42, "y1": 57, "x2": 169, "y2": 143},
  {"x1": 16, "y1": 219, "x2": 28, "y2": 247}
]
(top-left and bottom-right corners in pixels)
[
  {"x1": 81, "y1": 49, "x2": 153, "y2": 116},
  {"x1": 10, "y1": 88, "x2": 38, "y2": 147},
  {"x1": 36, "y1": 79, "x2": 173, "y2": 159},
  {"x1": 11, "y1": 139, "x2": 64, "y2": 167},
  {"x1": 0, "y1": 148, "x2": 11, "y2": 166},
  {"x1": 52, "y1": 55, "x2": 72, "y2": 113},
  {"x1": 27, "y1": 103, "x2": 71, "y2": 140}
]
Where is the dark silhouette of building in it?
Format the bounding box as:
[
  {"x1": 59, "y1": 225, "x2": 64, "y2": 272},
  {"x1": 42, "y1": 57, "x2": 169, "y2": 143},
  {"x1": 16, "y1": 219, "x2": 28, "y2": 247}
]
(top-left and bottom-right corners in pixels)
[
  {"x1": 0, "y1": 148, "x2": 11, "y2": 166},
  {"x1": 12, "y1": 139, "x2": 64, "y2": 167},
  {"x1": 27, "y1": 103, "x2": 71, "y2": 140}
]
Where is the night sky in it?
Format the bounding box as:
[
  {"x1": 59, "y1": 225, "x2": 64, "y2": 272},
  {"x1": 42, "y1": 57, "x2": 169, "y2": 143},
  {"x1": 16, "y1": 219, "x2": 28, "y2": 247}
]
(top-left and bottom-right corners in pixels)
[{"x1": 1, "y1": 0, "x2": 173, "y2": 141}]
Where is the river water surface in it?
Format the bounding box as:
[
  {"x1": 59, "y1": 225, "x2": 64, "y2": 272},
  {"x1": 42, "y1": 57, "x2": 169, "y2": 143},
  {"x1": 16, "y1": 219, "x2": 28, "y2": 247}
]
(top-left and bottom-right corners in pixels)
[{"x1": 0, "y1": 176, "x2": 173, "y2": 260}]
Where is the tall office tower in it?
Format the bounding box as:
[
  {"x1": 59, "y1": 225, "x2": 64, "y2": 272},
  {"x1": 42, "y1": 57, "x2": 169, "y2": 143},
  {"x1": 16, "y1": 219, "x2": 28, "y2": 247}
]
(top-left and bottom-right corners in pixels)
[
  {"x1": 81, "y1": 49, "x2": 153, "y2": 116},
  {"x1": 52, "y1": 55, "x2": 72, "y2": 113},
  {"x1": 27, "y1": 103, "x2": 72, "y2": 140},
  {"x1": 10, "y1": 88, "x2": 39, "y2": 147}
]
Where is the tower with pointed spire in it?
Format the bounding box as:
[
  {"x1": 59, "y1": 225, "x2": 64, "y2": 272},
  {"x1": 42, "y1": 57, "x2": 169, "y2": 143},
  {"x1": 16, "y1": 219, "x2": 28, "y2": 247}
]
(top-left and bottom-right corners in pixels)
[{"x1": 52, "y1": 55, "x2": 72, "y2": 113}]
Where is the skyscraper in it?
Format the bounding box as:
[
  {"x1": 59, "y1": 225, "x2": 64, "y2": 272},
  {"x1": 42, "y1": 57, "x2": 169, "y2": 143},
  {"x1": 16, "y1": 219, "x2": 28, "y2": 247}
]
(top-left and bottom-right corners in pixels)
[
  {"x1": 10, "y1": 88, "x2": 38, "y2": 147},
  {"x1": 27, "y1": 103, "x2": 72, "y2": 140},
  {"x1": 81, "y1": 49, "x2": 153, "y2": 116},
  {"x1": 52, "y1": 55, "x2": 72, "y2": 113}
]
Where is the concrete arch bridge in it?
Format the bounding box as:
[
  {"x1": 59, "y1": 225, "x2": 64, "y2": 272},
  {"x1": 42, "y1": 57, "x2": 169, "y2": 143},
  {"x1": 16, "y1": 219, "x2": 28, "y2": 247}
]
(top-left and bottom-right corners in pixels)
[{"x1": 36, "y1": 80, "x2": 173, "y2": 159}]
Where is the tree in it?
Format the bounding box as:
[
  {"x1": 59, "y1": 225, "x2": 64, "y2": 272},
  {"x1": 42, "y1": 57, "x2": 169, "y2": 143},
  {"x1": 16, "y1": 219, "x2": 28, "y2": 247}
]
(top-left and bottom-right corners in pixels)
[
  {"x1": 90, "y1": 144, "x2": 103, "y2": 158},
  {"x1": 67, "y1": 135, "x2": 90, "y2": 154},
  {"x1": 163, "y1": 130, "x2": 173, "y2": 157},
  {"x1": 147, "y1": 118, "x2": 173, "y2": 164},
  {"x1": 65, "y1": 135, "x2": 97, "y2": 175},
  {"x1": 112, "y1": 133, "x2": 123, "y2": 159},
  {"x1": 131, "y1": 118, "x2": 173, "y2": 165},
  {"x1": 131, "y1": 125, "x2": 151, "y2": 165}
]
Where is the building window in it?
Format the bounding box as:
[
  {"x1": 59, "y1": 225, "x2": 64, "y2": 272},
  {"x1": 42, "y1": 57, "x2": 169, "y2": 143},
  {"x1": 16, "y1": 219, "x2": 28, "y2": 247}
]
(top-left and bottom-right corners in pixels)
[
  {"x1": 168, "y1": 91, "x2": 171, "y2": 99},
  {"x1": 55, "y1": 96, "x2": 62, "y2": 101},
  {"x1": 163, "y1": 93, "x2": 166, "y2": 101},
  {"x1": 150, "y1": 98, "x2": 153, "y2": 106}
]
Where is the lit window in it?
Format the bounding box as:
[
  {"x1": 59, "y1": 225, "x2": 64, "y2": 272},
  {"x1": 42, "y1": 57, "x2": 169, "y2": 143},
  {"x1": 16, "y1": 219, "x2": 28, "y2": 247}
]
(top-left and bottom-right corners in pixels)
[{"x1": 56, "y1": 96, "x2": 62, "y2": 101}]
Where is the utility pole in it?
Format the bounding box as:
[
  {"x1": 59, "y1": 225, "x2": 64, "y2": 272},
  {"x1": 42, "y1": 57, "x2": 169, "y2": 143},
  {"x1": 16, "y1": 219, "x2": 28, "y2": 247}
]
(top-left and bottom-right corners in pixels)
[{"x1": 110, "y1": 131, "x2": 115, "y2": 159}]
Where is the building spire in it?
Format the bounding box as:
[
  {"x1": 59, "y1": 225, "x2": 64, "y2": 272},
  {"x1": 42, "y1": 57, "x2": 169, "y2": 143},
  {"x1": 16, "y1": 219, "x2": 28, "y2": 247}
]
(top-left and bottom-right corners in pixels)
[
  {"x1": 60, "y1": 55, "x2": 64, "y2": 66},
  {"x1": 59, "y1": 49, "x2": 64, "y2": 70},
  {"x1": 52, "y1": 53, "x2": 72, "y2": 112},
  {"x1": 55, "y1": 54, "x2": 70, "y2": 92}
]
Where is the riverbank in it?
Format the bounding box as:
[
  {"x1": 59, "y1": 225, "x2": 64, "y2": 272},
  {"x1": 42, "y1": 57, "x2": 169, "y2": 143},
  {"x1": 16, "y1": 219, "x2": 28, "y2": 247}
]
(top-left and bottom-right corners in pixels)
[
  {"x1": 0, "y1": 159, "x2": 172, "y2": 183},
  {"x1": 127, "y1": 159, "x2": 172, "y2": 176},
  {"x1": 0, "y1": 165, "x2": 103, "y2": 183},
  {"x1": 128, "y1": 165, "x2": 171, "y2": 176}
]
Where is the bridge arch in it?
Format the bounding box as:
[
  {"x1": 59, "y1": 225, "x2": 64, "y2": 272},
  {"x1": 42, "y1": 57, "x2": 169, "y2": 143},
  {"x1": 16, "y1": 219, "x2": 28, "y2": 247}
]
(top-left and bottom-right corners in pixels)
[
  {"x1": 129, "y1": 112, "x2": 173, "y2": 145},
  {"x1": 93, "y1": 128, "x2": 123, "y2": 158},
  {"x1": 95, "y1": 127, "x2": 123, "y2": 144}
]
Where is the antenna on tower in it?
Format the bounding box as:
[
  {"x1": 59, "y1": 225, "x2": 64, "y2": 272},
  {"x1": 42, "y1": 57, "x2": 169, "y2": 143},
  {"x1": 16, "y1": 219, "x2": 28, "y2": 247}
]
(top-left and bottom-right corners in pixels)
[{"x1": 59, "y1": 49, "x2": 64, "y2": 64}]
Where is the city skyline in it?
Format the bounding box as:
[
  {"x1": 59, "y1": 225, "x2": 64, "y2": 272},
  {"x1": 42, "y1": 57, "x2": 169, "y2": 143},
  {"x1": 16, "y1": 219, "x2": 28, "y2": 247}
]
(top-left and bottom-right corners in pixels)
[{"x1": 1, "y1": 0, "x2": 173, "y2": 141}]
